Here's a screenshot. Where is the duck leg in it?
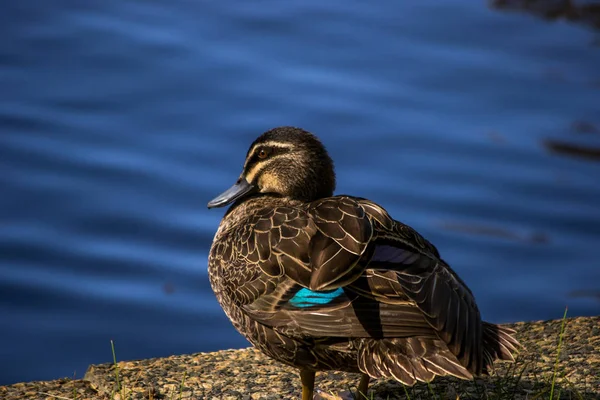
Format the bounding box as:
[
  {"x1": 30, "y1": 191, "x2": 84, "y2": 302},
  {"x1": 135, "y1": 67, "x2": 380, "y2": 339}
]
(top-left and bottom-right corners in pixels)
[
  {"x1": 356, "y1": 374, "x2": 370, "y2": 398},
  {"x1": 300, "y1": 369, "x2": 315, "y2": 400}
]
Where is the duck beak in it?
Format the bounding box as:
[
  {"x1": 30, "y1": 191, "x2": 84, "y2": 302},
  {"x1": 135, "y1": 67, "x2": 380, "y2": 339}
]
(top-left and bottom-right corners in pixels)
[{"x1": 207, "y1": 178, "x2": 256, "y2": 209}]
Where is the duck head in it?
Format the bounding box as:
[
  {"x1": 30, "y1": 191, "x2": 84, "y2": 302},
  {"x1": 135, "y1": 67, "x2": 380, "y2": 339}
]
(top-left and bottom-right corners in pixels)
[{"x1": 208, "y1": 126, "x2": 336, "y2": 208}]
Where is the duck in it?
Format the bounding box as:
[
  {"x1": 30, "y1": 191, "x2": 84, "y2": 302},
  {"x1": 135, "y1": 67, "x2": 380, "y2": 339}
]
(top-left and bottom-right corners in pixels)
[{"x1": 207, "y1": 126, "x2": 519, "y2": 400}]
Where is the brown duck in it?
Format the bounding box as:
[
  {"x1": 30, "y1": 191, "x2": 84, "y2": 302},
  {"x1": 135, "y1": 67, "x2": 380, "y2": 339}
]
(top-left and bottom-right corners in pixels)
[{"x1": 207, "y1": 127, "x2": 519, "y2": 399}]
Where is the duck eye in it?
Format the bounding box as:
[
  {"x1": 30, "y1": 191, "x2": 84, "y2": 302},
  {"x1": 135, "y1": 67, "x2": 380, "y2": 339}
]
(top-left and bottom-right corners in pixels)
[{"x1": 258, "y1": 148, "x2": 270, "y2": 159}]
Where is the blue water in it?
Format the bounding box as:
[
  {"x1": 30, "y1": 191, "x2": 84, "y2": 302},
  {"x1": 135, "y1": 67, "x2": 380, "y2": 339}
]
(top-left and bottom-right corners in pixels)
[{"x1": 1, "y1": 0, "x2": 599, "y2": 386}]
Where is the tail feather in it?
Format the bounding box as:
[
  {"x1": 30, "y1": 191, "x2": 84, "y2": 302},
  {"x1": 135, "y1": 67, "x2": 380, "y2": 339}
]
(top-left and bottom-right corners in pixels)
[
  {"x1": 357, "y1": 323, "x2": 520, "y2": 386},
  {"x1": 357, "y1": 337, "x2": 473, "y2": 386},
  {"x1": 482, "y1": 322, "x2": 521, "y2": 372}
]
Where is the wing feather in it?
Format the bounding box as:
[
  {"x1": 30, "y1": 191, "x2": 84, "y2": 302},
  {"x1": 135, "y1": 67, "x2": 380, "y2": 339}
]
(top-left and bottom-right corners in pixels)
[{"x1": 367, "y1": 238, "x2": 485, "y2": 374}]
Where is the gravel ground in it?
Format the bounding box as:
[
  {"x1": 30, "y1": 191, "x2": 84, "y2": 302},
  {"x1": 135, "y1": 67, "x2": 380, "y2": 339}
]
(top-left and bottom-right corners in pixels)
[{"x1": 2, "y1": 316, "x2": 598, "y2": 400}]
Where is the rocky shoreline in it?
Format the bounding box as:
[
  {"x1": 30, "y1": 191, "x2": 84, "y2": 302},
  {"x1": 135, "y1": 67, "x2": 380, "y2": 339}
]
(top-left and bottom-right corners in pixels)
[{"x1": 2, "y1": 316, "x2": 598, "y2": 399}]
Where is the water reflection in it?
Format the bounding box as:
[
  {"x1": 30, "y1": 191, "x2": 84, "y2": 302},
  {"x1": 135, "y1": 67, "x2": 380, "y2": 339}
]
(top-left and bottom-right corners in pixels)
[
  {"x1": 568, "y1": 289, "x2": 600, "y2": 301},
  {"x1": 492, "y1": 0, "x2": 600, "y2": 30},
  {"x1": 571, "y1": 120, "x2": 600, "y2": 135},
  {"x1": 543, "y1": 139, "x2": 600, "y2": 161}
]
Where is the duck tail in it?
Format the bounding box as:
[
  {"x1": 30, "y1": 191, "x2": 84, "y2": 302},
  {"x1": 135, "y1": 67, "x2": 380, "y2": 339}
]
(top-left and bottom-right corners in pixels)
[
  {"x1": 357, "y1": 337, "x2": 474, "y2": 386},
  {"x1": 481, "y1": 322, "x2": 521, "y2": 372}
]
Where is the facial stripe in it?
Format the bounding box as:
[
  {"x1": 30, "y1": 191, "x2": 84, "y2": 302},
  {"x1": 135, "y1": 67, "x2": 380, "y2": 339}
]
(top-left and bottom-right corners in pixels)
[
  {"x1": 244, "y1": 141, "x2": 295, "y2": 170},
  {"x1": 288, "y1": 287, "x2": 344, "y2": 308},
  {"x1": 244, "y1": 153, "x2": 296, "y2": 184}
]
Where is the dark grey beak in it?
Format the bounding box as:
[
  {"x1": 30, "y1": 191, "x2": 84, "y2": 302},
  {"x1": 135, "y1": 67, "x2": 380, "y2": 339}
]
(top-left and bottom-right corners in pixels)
[{"x1": 207, "y1": 178, "x2": 256, "y2": 209}]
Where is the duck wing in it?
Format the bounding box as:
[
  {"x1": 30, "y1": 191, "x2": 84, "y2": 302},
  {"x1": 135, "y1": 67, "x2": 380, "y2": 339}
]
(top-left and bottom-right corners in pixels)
[
  {"x1": 237, "y1": 196, "x2": 494, "y2": 375},
  {"x1": 356, "y1": 199, "x2": 487, "y2": 374},
  {"x1": 236, "y1": 197, "x2": 425, "y2": 336},
  {"x1": 219, "y1": 196, "x2": 370, "y2": 309}
]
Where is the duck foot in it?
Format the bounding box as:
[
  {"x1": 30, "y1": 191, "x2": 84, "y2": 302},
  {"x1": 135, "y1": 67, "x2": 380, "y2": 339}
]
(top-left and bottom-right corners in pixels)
[
  {"x1": 313, "y1": 373, "x2": 370, "y2": 400},
  {"x1": 314, "y1": 389, "x2": 356, "y2": 400},
  {"x1": 315, "y1": 389, "x2": 370, "y2": 400}
]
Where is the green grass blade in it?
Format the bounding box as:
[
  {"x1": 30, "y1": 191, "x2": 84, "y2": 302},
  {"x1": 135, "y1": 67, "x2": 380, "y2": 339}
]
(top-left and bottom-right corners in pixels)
[
  {"x1": 549, "y1": 307, "x2": 568, "y2": 400},
  {"x1": 178, "y1": 371, "x2": 187, "y2": 400},
  {"x1": 110, "y1": 340, "x2": 123, "y2": 399},
  {"x1": 402, "y1": 384, "x2": 411, "y2": 400}
]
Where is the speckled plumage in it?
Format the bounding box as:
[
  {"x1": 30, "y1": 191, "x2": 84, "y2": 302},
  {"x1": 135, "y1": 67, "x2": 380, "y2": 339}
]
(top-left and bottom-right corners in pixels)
[{"x1": 207, "y1": 127, "x2": 519, "y2": 398}]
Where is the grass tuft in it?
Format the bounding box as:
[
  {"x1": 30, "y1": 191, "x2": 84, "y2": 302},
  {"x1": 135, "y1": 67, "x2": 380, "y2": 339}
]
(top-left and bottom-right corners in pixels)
[
  {"x1": 168, "y1": 371, "x2": 187, "y2": 400},
  {"x1": 110, "y1": 339, "x2": 129, "y2": 400}
]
